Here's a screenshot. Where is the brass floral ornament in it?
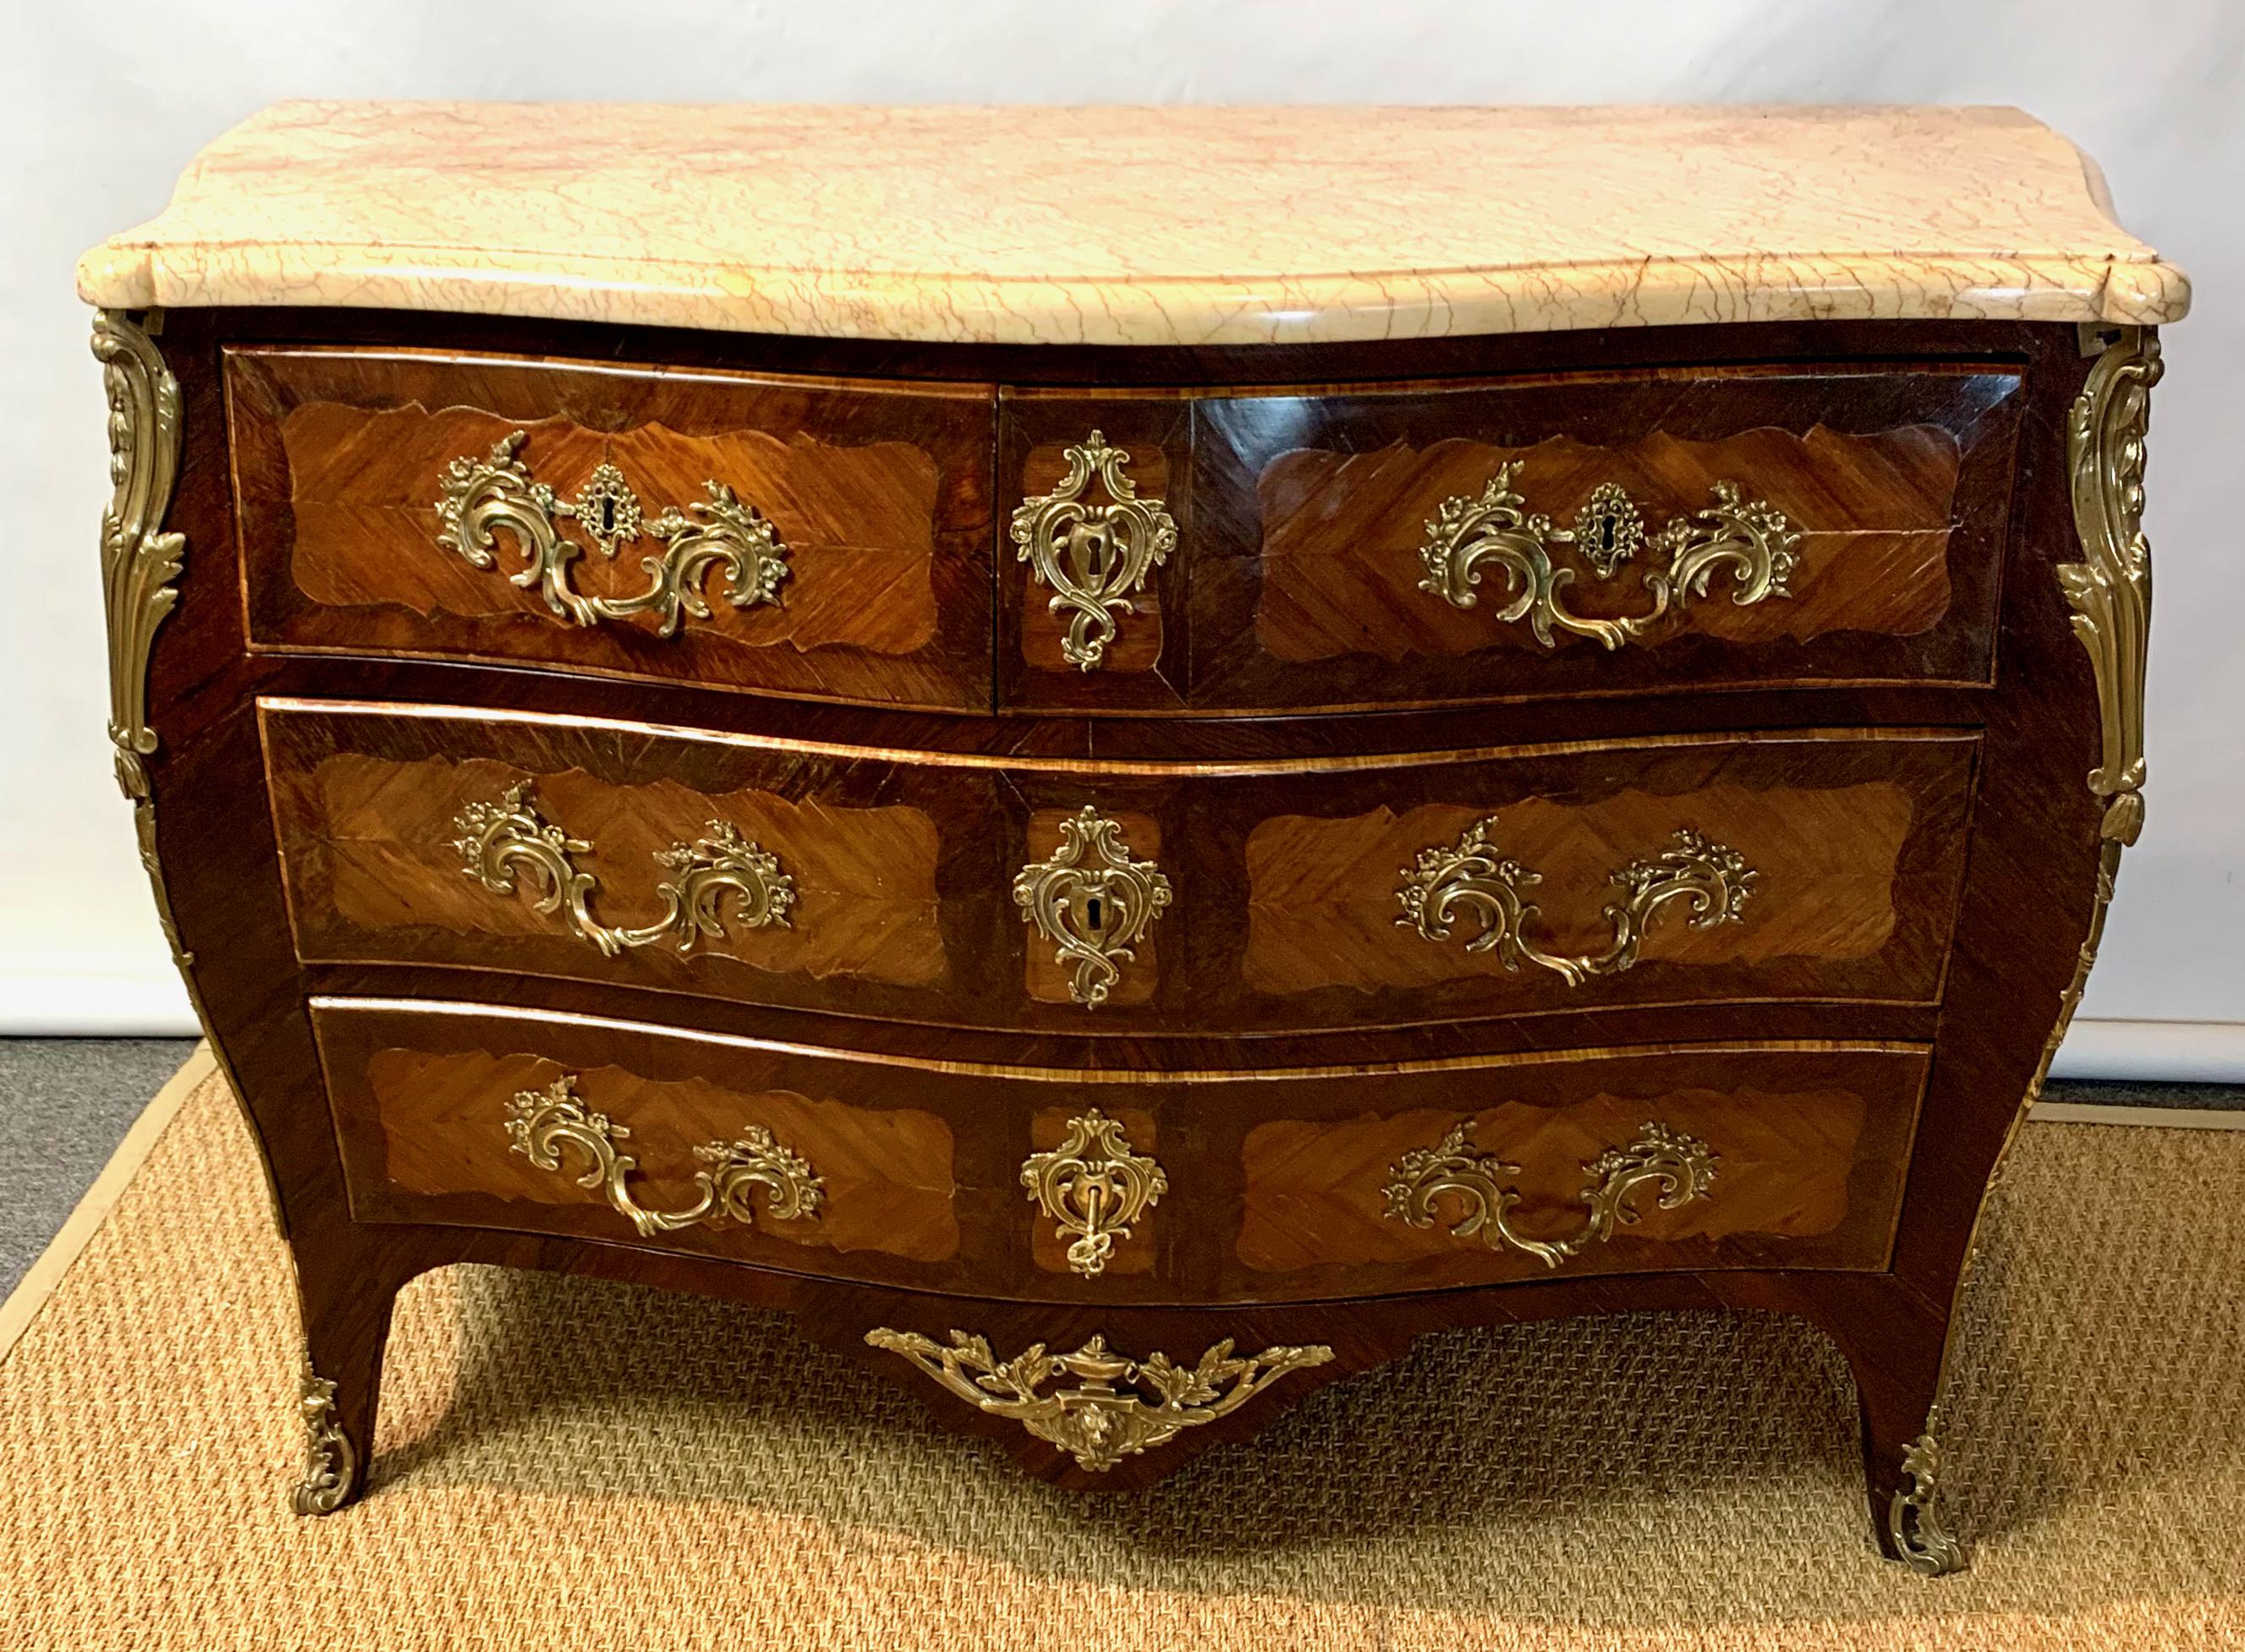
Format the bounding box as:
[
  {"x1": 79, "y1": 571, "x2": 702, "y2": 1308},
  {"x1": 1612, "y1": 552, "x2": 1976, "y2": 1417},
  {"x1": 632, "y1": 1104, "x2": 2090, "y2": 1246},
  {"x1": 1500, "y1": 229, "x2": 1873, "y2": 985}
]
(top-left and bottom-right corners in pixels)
[
  {"x1": 453, "y1": 782, "x2": 794, "y2": 958},
  {"x1": 865, "y1": 1329, "x2": 1333, "y2": 1472},
  {"x1": 91, "y1": 311, "x2": 186, "y2": 802},
  {"x1": 1383, "y1": 1119, "x2": 1718, "y2": 1268},
  {"x1": 435, "y1": 431, "x2": 788, "y2": 634},
  {"x1": 2060, "y1": 326, "x2": 2160, "y2": 848},
  {"x1": 1416, "y1": 463, "x2": 1800, "y2": 649},
  {"x1": 1008, "y1": 431, "x2": 1178, "y2": 670},
  {"x1": 504, "y1": 1075, "x2": 823, "y2": 1239},
  {"x1": 1020, "y1": 1110, "x2": 1167, "y2": 1276},
  {"x1": 289, "y1": 1353, "x2": 359, "y2": 1516},
  {"x1": 1397, "y1": 815, "x2": 1755, "y2": 985},
  {"x1": 1888, "y1": 1424, "x2": 1965, "y2": 1577},
  {"x1": 1891, "y1": 325, "x2": 2167, "y2": 1580},
  {"x1": 1013, "y1": 806, "x2": 1172, "y2": 1008}
]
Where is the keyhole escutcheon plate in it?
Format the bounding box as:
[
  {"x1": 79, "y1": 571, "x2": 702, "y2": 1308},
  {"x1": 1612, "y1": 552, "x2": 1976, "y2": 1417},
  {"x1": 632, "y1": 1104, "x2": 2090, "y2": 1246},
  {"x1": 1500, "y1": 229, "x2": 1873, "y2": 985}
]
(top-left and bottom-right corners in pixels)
[
  {"x1": 1008, "y1": 431, "x2": 1177, "y2": 672},
  {"x1": 1013, "y1": 805, "x2": 1172, "y2": 1008}
]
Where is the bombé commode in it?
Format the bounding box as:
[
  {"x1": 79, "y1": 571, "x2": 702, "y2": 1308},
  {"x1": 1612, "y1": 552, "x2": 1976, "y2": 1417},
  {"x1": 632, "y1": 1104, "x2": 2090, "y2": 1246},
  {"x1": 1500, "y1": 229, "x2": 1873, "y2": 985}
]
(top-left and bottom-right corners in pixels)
[{"x1": 79, "y1": 102, "x2": 2186, "y2": 1572}]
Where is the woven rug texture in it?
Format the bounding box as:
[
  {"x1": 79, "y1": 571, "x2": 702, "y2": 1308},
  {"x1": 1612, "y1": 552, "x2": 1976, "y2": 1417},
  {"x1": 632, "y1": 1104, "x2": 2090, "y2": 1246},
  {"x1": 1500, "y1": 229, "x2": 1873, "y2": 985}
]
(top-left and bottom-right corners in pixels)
[{"x1": 2, "y1": 1070, "x2": 2242, "y2": 1650}]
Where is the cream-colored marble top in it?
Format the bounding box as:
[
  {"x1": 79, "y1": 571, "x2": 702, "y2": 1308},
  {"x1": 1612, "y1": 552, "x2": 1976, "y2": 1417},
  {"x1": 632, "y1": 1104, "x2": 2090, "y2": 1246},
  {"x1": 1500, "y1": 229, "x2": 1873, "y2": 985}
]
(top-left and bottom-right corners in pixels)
[{"x1": 78, "y1": 102, "x2": 2187, "y2": 347}]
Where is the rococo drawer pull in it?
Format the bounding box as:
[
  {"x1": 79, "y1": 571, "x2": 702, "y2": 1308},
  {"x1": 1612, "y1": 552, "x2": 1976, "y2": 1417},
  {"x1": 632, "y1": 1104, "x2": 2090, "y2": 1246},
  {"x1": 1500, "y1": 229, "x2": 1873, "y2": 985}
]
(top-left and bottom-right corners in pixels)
[
  {"x1": 1416, "y1": 463, "x2": 1801, "y2": 650},
  {"x1": 865, "y1": 1329, "x2": 1333, "y2": 1472},
  {"x1": 1021, "y1": 1110, "x2": 1166, "y2": 1277},
  {"x1": 1397, "y1": 815, "x2": 1754, "y2": 985},
  {"x1": 1008, "y1": 431, "x2": 1177, "y2": 671},
  {"x1": 1384, "y1": 1119, "x2": 1718, "y2": 1268},
  {"x1": 505, "y1": 1074, "x2": 823, "y2": 1238},
  {"x1": 435, "y1": 431, "x2": 789, "y2": 635},
  {"x1": 453, "y1": 781, "x2": 795, "y2": 958},
  {"x1": 1014, "y1": 805, "x2": 1172, "y2": 1008}
]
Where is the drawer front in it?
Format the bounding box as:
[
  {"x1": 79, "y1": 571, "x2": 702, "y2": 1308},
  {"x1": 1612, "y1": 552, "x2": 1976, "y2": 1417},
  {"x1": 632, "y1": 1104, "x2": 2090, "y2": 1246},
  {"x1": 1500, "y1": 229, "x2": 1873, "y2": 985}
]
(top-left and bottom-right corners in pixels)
[
  {"x1": 264, "y1": 700, "x2": 1974, "y2": 1035},
  {"x1": 226, "y1": 347, "x2": 996, "y2": 711},
  {"x1": 999, "y1": 365, "x2": 2020, "y2": 713},
  {"x1": 310, "y1": 998, "x2": 1924, "y2": 1303}
]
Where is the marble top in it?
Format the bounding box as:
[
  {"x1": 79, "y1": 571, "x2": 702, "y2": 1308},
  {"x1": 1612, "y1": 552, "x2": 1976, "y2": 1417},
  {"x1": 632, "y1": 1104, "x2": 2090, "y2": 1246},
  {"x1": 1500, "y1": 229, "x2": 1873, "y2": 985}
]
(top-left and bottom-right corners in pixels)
[{"x1": 77, "y1": 102, "x2": 2188, "y2": 348}]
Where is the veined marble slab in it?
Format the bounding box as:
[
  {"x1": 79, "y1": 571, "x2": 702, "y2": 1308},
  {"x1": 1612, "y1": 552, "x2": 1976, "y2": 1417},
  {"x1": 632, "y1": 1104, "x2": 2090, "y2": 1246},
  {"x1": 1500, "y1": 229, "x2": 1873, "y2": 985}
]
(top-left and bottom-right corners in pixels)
[{"x1": 77, "y1": 102, "x2": 2188, "y2": 347}]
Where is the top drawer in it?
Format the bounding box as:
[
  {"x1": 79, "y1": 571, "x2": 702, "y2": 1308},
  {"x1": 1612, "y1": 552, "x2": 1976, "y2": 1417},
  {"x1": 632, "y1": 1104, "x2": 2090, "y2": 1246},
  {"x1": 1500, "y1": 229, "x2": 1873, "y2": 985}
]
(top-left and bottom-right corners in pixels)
[
  {"x1": 1000, "y1": 364, "x2": 2023, "y2": 713},
  {"x1": 225, "y1": 348, "x2": 997, "y2": 711}
]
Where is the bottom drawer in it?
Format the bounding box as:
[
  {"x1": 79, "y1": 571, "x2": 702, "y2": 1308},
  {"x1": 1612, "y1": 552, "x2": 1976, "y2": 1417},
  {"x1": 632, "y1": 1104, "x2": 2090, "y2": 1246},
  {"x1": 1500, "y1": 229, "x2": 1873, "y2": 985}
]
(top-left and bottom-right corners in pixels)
[{"x1": 310, "y1": 997, "x2": 1926, "y2": 1303}]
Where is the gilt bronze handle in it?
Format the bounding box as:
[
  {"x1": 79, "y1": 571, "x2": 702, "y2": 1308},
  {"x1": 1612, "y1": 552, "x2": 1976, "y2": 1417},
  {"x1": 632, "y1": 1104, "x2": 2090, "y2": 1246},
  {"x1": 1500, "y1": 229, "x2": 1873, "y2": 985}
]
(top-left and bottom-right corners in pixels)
[
  {"x1": 436, "y1": 431, "x2": 788, "y2": 634},
  {"x1": 504, "y1": 1075, "x2": 822, "y2": 1239},
  {"x1": 1383, "y1": 1119, "x2": 1718, "y2": 1268},
  {"x1": 1396, "y1": 815, "x2": 1754, "y2": 985},
  {"x1": 1416, "y1": 464, "x2": 1800, "y2": 649},
  {"x1": 452, "y1": 781, "x2": 794, "y2": 958}
]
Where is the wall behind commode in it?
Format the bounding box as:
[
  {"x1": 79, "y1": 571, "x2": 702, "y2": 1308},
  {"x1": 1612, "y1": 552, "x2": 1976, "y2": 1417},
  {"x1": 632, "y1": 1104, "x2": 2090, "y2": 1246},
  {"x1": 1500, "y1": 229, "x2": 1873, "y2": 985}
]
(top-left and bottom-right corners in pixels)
[{"x1": 3, "y1": 0, "x2": 2238, "y2": 1076}]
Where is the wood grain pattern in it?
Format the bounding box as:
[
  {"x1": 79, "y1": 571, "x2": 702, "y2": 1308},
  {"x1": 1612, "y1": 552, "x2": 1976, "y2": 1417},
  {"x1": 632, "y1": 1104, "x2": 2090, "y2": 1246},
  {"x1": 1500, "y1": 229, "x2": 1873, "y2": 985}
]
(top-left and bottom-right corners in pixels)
[
  {"x1": 1185, "y1": 365, "x2": 2022, "y2": 713},
  {"x1": 1256, "y1": 425, "x2": 1962, "y2": 661},
  {"x1": 360, "y1": 1045, "x2": 961, "y2": 1263},
  {"x1": 298, "y1": 750, "x2": 949, "y2": 987},
  {"x1": 283, "y1": 404, "x2": 942, "y2": 651},
  {"x1": 1240, "y1": 1081, "x2": 1891, "y2": 1278},
  {"x1": 997, "y1": 392, "x2": 1193, "y2": 712},
  {"x1": 311, "y1": 754, "x2": 942, "y2": 987},
  {"x1": 265, "y1": 702, "x2": 1971, "y2": 1034},
  {"x1": 129, "y1": 305, "x2": 2126, "y2": 1553},
  {"x1": 1245, "y1": 782, "x2": 1914, "y2": 996},
  {"x1": 227, "y1": 347, "x2": 996, "y2": 711}
]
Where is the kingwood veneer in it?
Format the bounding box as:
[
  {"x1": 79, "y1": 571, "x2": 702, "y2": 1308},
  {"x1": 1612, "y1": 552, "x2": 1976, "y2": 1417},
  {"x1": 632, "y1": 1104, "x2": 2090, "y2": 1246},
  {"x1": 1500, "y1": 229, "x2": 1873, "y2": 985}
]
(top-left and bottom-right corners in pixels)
[{"x1": 78, "y1": 102, "x2": 2187, "y2": 1573}]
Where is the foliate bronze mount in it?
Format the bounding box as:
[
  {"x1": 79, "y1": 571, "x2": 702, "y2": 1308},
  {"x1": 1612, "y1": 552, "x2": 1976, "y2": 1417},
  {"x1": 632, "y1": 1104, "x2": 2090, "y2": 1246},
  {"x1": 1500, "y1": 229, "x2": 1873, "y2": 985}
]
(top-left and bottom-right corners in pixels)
[
  {"x1": 1020, "y1": 1110, "x2": 1167, "y2": 1277},
  {"x1": 1013, "y1": 805, "x2": 1172, "y2": 1008},
  {"x1": 505, "y1": 1075, "x2": 823, "y2": 1239},
  {"x1": 289, "y1": 1352, "x2": 359, "y2": 1517},
  {"x1": 1383, "y1": 1119, "x2": 1719, "y2": 1269},
  {"x1": 1008, "y1": 431, "x2": 1178, "y2": 670},
  {"x1": 1417, "y1": 462, "x2": 1801, "y2": 649},
  {"x1": 1397, "y1": 815, "x2": 1755, "y2": 985},
  {"x1": 2061, "y1": 326, "x2": 2159, "y2": 848},
  {"x1": 865, "y1": 1329, "x2": 1333, "y2": 1472},
  {"x1": 91, "y1": 310, "x2": 186, "y2": 802},
  {"x1": 1888, "y1": 1421, "x2": 1965, "y2": 1576},
  {"x1": 1890, "y1": 326, "x2": 2165, "y2": 1582},
  {"x1": 436, "y1": 430, "x2": 788, "y2": 635},
  {"x1": 453, "y1": 781, "x2": 794, "y2": 958}
]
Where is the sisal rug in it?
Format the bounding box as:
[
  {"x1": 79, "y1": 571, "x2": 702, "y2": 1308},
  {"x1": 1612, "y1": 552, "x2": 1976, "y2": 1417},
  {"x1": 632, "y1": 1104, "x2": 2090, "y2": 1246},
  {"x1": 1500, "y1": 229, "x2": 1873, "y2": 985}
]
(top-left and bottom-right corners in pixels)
[{"x1": 2, "y1": 1060, "x2": 2242, "y2": 1650}]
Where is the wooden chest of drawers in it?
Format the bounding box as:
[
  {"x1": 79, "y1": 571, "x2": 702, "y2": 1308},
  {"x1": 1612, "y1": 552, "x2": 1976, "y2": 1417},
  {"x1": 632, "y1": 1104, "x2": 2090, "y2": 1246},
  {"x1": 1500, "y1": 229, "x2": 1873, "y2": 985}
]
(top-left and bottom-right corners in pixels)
[{"x1": 79, "y1": 102, "x2": 2187, "y2": 1573}]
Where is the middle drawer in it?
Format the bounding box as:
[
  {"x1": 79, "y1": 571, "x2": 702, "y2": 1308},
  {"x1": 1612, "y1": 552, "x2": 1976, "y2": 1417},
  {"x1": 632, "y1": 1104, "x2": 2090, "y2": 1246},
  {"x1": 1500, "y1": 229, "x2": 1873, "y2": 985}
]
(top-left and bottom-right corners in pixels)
[{"x1": 262, "y1": 700, "x2": 1976, "y2": 1036}]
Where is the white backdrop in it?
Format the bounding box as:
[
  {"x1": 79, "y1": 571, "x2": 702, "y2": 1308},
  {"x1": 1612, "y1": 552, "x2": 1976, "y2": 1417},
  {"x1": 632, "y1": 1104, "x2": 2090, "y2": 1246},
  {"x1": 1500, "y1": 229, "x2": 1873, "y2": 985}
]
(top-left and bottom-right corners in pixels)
[{"x1": 2, "y1": 0, "x2": 2238, "y2": 1075}]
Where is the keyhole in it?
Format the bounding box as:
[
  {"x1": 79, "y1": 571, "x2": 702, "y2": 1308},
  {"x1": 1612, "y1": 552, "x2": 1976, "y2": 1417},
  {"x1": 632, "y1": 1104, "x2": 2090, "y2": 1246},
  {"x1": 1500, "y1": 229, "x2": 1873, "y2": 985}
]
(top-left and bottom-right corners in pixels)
[
  {"x1": 600, "y1": 496, "x2": 618, "y2": 535},
  {"x1": 1084, "y1": 894, "x2": 1106, "y2": 936},
  {"x1": 1070, "y1": 522, "x2": 1112, "y2": 585},
  {"x1": 1596, "y1": 518, "x2": 1616, "y2": 552}
]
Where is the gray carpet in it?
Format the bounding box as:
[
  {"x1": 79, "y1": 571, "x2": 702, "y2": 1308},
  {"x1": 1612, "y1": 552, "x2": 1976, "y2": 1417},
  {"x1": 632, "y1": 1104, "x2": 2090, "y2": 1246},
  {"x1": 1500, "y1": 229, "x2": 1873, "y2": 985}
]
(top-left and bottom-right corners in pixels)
[
  {"x1": 0, "y1": 1040, "x2": 2234, "y2": 1303},
  {"x1": 0, "y1": 1039, "x2": 200, "y2": 1298}
]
